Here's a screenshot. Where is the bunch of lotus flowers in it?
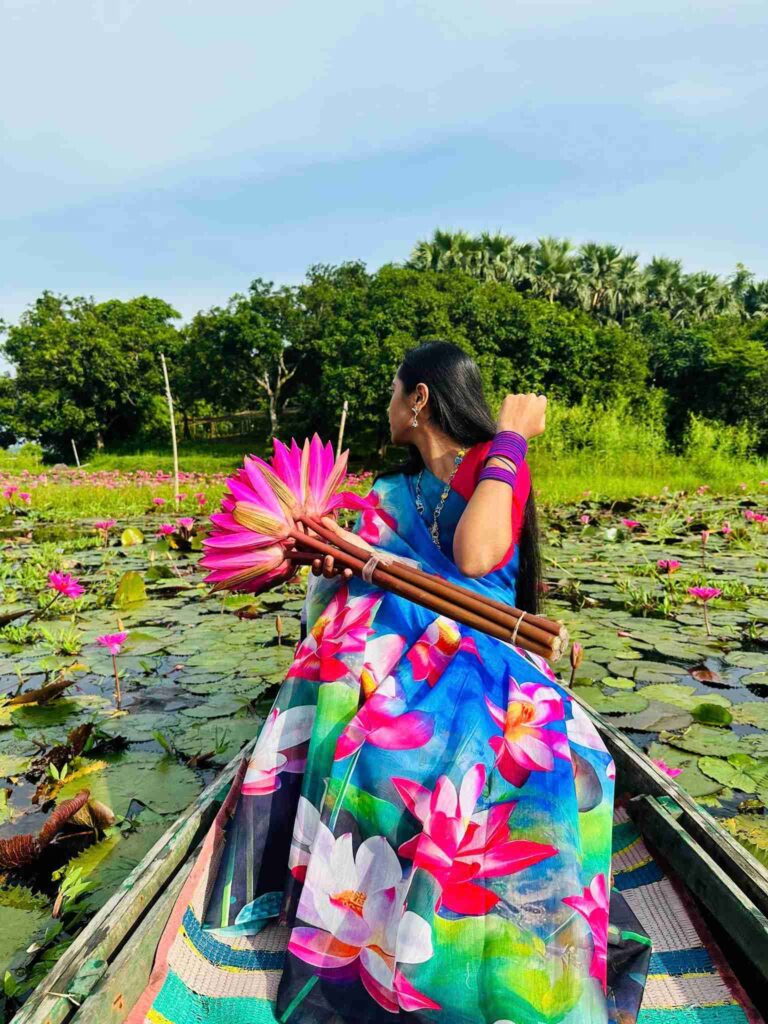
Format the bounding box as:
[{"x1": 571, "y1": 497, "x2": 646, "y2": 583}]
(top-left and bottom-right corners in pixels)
[{"x1": 201, "y1": 434, "x2": 373, "y2": 594}]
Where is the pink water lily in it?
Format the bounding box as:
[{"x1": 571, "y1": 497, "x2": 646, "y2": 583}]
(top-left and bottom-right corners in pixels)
[
  {"x1": 96, "y1": 631, "x2": 128, "y2": 655},
  {"x1": 687, "y1": 586, "x2": 721, "y2": 602},
  {"x1": 243, "y1": 704, "x2": 315, "y2": 795},
  {"x1": 201, "y1": 434, "x2": 372, "y2": 595},
  {"x1": 288, "y1": 582, "x2": 380, "y2": 683},
  {"x1": 652, "y1": 758, "x2": 682, "y2": 778},
  {"x1": 393, "y1": 765, "x2": 557, "y2": 915},
  {"x1": 290, "y1": 824, "x2": 439, "y2": 1013},
  {"x1": 563, "y1": 873, "x2": 610, "y2": 991},
  {"x1": 407, "y1": 616, "x2": 479, "y2": 688},
  {"x1": 485, "y1": 678, "x2": 571, "y2": 788},
  {"x1": 621, "y1": 518, "x2": 640, "y2": 530},
  {"x1": 47, "y1": 571, "x2": 84, "y2": 599},
  {"x1": 657, "y1": 559, "x2": 681, "y2": 574},
  {"x1": 176, "y1": 516, "x2": 195, "y2": 530},
  {"x1": 93, "y1": 518, "x2": 117, "y2": 532}
]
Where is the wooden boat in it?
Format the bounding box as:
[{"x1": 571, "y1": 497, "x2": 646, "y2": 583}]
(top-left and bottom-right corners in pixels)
[{"x1": 8, "y1": 700, "x2": 768, "y2": 1024}]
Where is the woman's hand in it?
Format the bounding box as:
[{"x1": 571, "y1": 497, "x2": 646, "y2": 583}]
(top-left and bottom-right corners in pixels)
[
  {"x1": 496, "y1": 393, "x2": 547, "y2": 441},
  {"x1": 308, "y1": 515, "x2": 374, "y2": 578}
]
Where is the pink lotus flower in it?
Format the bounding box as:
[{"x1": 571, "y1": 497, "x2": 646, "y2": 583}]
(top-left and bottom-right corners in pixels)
[
  {"x1": 201, "y1": 434, "x2": 372, "y2": 594},
  {"x1": 96, "y1": 631, "x2": 129, "y2": 655},
  {"x1": 243, "y1": 705, "x2": 315, "y2": 795},
  {"x1": 287, "y1": 582, "x2": 379, "y2": 683},
  {"x1": 721, "y1": 521, "x2": 732, "y2": 536},
  {"x1": 335, "y1": 633, "x2": 434, "y2": 759},
  {"x1": 700, "y1": 530, "x2": 710, "y2": 545},
  {"x1": 393, "y1": 765, "x2": 557, "y2": 914},
  {"x1": 195, "y1": 492, "x2": 208, "y2": 506},
  {"x1": 176, "y1": 517, "x2": 195, "y2": 530},
  {"x1": 19, "y1": 492, "x2": 31, "y2": 504},
  {"x1": 621, "y1": 518, "x2": 640, "y2": 531},
  {"x1": 657, "y1": 559, "x2": 681, "y2": 574},
  {"x1": 580, "y1": 514, "x2": 590, "y2": 524},
  {"x1": 652, "y1": 758, "x2": 682, "y2": 778},
  {"x1": 152, "y1": 496, "x2": 167, "y2": 506},
  {"x1": 94, "y1": 518, "x2": 117, "y2": 532},
  {"x1": 3, "y1": 485, "x2": 18, "y2": 498},
  {"x1": 485, "y1": 679, "x2": 570, "y2": 788},
  {"x1": 156, "y1": 523, "x2": 176, "y2": 536},
  {"x1": 563, "y1": 873, "x2": 609, "y2": 991},
  {"x1": 47, "y1": 571, "x2": 84, "y2": 599},
  {"x1": 407, "y1": 616, "x2": 479, "y2": 688},
  {"x1": 335, "y1": 693, "x2": 434, "y2": 761},
  {"x1": 687, "y1": 586, "x2": 721, "y2": 602},
  {"x1": 289, "y1": 824, "x2": 439, "y2": 1013},
  {"x1": 356, "y1": 491, "x2": 398, "y2": 546}
]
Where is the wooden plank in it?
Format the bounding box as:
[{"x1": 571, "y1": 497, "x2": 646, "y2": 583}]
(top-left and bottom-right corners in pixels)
[
  {"x1": 10, "y1": 740, "x2": 256, "y2": 1024},
  {"x1": 69, "y1": 859, "x2": 194, "y2": 1024},
  {"x1": 569, "y1": 688, "x2": 768, "y2": 916},
  {"x1": 629, "y1": 794, "x2": 768, "y2": 985}
]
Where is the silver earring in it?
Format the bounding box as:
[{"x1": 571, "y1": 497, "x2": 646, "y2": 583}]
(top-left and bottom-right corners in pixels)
[{"x1": 411, "y1": 405, "x2": 419, "y2": 427}]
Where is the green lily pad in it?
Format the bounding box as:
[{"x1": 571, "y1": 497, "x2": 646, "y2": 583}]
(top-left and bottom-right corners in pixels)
[
  {"x1": 722, "y1": 815, "x2": 768, "y2": 868},
  {"x1": 733, "y1": 703, "x2": 768, "y2": 728},
  {"x1": 572, "y1": 686, "x2": 649, "y2": 714},
  {"x1": 610, "y1": 701, "x2": 693, "y2": 733},
  {"x1": 600, "y1": 676, "x2": 636, "y2": 690},
  {"x1": 0, "y1": 886, "x2": 51, "y2": 973},
  {"x1": 114, "y1": 571, "x2": 148, "y2": 609},
  {"x1": 55, "y1": 752, "x2": 202, "y2": 816},
  {"x1": 178, "y1": 695, "x2": 247, "y2": 720},
  {"x1": 58, "y1": 819, "x2": 171, "y2": 912},
  {"x1": 661, "y1": 724, "x2": 743, "y2": 757},
  {"x1": 120, "y1": 527, "x2": 145, "y2": 547},
  {"x1": 690, "y1": 703, "x2": 733, "y2": 726}
]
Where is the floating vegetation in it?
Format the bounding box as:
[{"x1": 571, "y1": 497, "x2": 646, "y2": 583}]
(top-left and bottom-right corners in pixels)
[{"x1": 0, "y1": 473, "x2": 766, "y2": 1012}]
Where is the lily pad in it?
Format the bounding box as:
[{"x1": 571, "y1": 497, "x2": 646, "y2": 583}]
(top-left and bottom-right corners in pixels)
[
  {"x1": 0, "y1": 886, "x2": 51, "y2": 973},
  {"x1": 733, "y1": 703, "x2": 768, "y2": 729},
  {"x1": 661, "y1": 724, "x2": 743, "y2": 757},
  {"x1": 572, "y1": 686, "x2": 649, "y2": 714},
  {"x1": 722, "y1": 815, "x2": 768, "y2": 868},
  {"x1": 55, "y1": 752, "x2": 202, "y2": 816},
  {"x1": 114, "y1": 571, "x2": 148, "y2": 609}
]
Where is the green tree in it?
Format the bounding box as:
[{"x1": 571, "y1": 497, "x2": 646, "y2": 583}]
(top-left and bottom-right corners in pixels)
[
  {"x1": 1, "y1": 291, "x2": 182, "y2": 459},
  {"x1": 181, "y1": 279, "x2": 301, "y2": 436}
]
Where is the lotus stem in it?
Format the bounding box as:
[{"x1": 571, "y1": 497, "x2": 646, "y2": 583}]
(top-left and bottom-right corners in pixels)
[
  {"x1": 286, "y1": 530, "x2": 559, "y2": 662},
  {"x1": 295, "y1": 515, "x2": 566, "y2": 660}
]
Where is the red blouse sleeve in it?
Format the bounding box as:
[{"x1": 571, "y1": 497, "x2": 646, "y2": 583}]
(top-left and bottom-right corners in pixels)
[{"x1": 450, "y1": 440, "x2": 531, "y2": 571}]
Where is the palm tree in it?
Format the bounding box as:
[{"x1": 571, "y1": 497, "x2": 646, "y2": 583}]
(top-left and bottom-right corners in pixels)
[
  {"x1": 744, "y1": 279, "x2": 768, "y2": 319},
  {"x1": 529, "y1": 237, "x2": 578, "y2": 304},
  {"x1": 610, "y1": 254, "x2": 644, "y2": 322},
  {"x1": 644, "y1": 258, "x2": 685, "y2": 319},
  {"x1": 577, "y1": 242, "x2": 625, "y2": 316},
  {"x1": 408, "y1": 229, "x2": 464, "y2": 272}
]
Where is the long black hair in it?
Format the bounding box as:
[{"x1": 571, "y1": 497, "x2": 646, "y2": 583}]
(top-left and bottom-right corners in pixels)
[{"x1": 375, "y1": 342, "x2": 543, "y2": 615}]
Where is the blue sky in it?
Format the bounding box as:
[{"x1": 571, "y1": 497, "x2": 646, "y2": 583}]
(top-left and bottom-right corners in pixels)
[{"x1": 1, "y1": 0, "x2": 767, "y2": 355}]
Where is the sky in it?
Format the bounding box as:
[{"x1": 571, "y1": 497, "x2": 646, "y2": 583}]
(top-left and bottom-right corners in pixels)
[{"x1": 1, "y1": 0, "x2": 767, "y2": 365}]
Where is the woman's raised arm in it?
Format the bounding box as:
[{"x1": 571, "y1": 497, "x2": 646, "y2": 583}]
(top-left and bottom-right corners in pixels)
[{"x1": 453, "y1": 393, "x2": 547, "y2": 578}]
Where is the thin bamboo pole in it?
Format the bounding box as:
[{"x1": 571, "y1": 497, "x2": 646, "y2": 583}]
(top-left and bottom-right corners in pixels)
[{"x1": 160, "y1": 352, "x2": 180, "y2": 506}]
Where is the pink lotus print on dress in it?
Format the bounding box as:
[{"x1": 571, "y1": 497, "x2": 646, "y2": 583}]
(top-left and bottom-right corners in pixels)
[
  {"x1": 563, "y1": 872, "x2": 610, "y2": 991},
  {"x1": 287, "y1": 582, "x2": 380, "y2": 683},
  {"x1": 407, "y1": 616, "x2": 479, "y2": 688},
  {"x1": 393, "y1": 765, "x2": 557, "y2": 915},
  {"x1": 485, "y1": 678, "x2": 571, "y2": 788}
]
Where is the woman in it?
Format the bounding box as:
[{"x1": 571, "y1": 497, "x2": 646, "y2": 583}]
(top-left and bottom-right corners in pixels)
[{"x1": 129, "y1": 342, "x2": 649, "y2": 1024}]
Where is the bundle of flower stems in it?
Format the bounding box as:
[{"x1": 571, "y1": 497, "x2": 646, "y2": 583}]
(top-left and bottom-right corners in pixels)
[{"x1": 286, "y1": 514, "x2": 568, "y2": 663}]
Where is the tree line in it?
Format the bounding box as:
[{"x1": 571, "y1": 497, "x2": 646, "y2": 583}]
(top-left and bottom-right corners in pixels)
[{"x1": 1, "y1": 230, "x2": 767, "y2": 461}]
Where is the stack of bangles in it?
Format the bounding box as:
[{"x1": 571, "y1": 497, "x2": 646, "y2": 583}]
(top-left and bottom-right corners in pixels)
[{"x1": 478, "y1": 430, "x2": 528, "y2": 489}]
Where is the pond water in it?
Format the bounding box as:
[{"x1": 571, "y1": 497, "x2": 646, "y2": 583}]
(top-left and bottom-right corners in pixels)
[{"x1": 0, "y1": 491, "x2": 766, "y2": 1007}]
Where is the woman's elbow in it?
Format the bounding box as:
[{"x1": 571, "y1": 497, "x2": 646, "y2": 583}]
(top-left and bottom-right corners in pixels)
[{"x1": 454, "y1": 550, "x2": 494, "y2": 579}]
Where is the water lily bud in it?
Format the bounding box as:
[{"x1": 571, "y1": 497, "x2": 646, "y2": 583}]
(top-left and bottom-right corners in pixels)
[{"x1": 570, "y1": 642, "x2": 583, "y2": 671}]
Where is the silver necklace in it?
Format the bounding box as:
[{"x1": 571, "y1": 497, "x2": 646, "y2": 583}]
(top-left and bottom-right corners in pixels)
[{"x1": 415, "y1": 447, "x2": 467, "y2": 546}]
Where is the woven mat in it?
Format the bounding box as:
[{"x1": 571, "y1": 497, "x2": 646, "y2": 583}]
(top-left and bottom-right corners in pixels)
[{"x1": 612, "y1": 807, "x2": 761, "y2": 1024}]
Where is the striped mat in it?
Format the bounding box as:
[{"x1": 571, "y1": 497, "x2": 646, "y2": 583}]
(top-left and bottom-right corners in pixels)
[
  {"x1": 612, "y1": 807, "x2": 761, "y2": 1024},
  {"x1": 133, "y1": 807, "x2": 761, "y2": 1023}
]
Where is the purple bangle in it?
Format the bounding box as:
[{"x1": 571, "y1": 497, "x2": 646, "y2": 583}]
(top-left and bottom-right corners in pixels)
[
  {"x1": 478, "y1": 464, "x2": 518, "y2": 489},
  {"x1": 484, "y1": 430, "x2": 528, "y2": 470}
]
